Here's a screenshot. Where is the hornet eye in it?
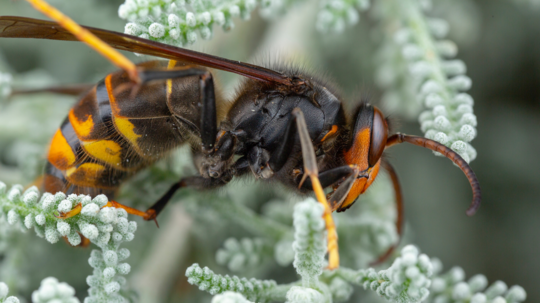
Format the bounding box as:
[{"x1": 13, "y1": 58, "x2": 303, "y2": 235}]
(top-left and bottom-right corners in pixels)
[{"x1": 368, "y1": 107, "x2": 388, "y2": 167}]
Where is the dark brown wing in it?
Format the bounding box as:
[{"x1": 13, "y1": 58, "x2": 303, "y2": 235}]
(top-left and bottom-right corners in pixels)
[{"x1": 0, "y1": 16, "x2": 292, "y2": 85}]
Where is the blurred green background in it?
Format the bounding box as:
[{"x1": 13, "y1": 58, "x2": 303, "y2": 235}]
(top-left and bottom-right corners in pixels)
[{"x1": 0, "y1": 0, "x2": 539, "y2": 302}]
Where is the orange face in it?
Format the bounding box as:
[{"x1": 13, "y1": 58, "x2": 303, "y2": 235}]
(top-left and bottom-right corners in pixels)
[{"x1": 338, "y1": 105, "x2": 388, "y2": 212}]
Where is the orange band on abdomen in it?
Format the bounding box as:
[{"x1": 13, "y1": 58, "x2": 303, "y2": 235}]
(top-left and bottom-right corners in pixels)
[{"x1": 47, "y1": 129, "x2": 77, "y2": 170}]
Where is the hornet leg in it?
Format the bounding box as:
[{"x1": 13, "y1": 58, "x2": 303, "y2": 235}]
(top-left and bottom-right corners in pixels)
[
  {"x1": 54, "y1": 199, "x2": 152, "y2": 221},
  {"x1": 386, "y1": 133, "x2": 480, "y2": 215},
  {"x1": 299, "y1": 160, "x2": 404, "y2": 265},
  {"x1": 300, "y1": 165, "x2": 360, "y2": 212},
  {"x1": 292, "y1": 108, "x2": 340, "y2": 270},
  {"x1": 143, "y1": 175, "x2": 229, "y2": 225}
]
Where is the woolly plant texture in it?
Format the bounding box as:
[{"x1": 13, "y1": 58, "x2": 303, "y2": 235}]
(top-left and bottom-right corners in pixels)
[
  {"x1": 0, "y1": 0, "x2": 530, "y2": 302},
  {"x1": 0, "y1": 183, "x2": 137, "y2": 302},
  {"x1": 119, "y1": 0, "x2": 375, "y2": 47},
  {"x1": 373, "y1": 0, "x2": 477, "y2": 162}
]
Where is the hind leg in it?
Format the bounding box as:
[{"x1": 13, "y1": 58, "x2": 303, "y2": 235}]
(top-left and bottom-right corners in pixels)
[{"x1": 292, "y1": 108, "x2": 340, "y2": 270}]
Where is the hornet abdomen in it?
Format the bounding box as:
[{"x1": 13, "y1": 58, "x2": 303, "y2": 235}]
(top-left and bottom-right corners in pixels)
[{"x1": 44, "y1": 61, "x2": 203, "y2": 197}]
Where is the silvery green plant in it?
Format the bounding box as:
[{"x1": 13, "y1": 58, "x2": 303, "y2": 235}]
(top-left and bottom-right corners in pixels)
[
  {"x1": 185, "y1": 197, "x2": 527, "y2": 303},
  {"x1": 185, "y1": 263, "x2": 285, "y2": 302},
  {"x1": 373, "y1": 0, "x2": 477, "y2": 162},
  {"x1": 316, "y1": 0, "x2": 370, "y2": 32},
  {"x1": 119, "y1": 0, "x2": 372, "y2": 47},
  {"x1": 0, "y1": 183, "x2": 137, "y2": 302},
  {"x1": 211, "y1": 291, "x2": 255, "y2": 303},
  {"x1": 31, "y1": 277, "x2": 80, "y2": 303},
  {"x1": 334, "y1": 174, "x2": 398, "y2": 269},
  {"x1": 355, "y1": 245, "x2": 432, "y2": 303},
  {"x1": 185, "y1": 198, "x2": 433, "y2": 302},
  {"x1": 0, "y1": 282, "x2": 19, "y2": 303},
  {"x1": 0, "y1": 278, "x2": 81, "y2": 303},
  {"x1": 216, "y1": 237, "x2": 271, "y2": 272},
  {"x1": 426, "y1": 259, "x2": 527, "y2": 303},
  {"x1": 119, "y1": 0, "x2": 259, "y2": 47},
  {"x1": 0, "y1": 0, "x2": 530, "y2": 302}
]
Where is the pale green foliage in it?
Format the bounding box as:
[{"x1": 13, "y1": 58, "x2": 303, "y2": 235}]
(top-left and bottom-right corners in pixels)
[
  {"x1": 0, "y1": 0, "x2": 531, "y2": 302},
  {"x1": 316, "y1": 0, "x2": 370, "y2": 32},
  {"x1": 0, "y1": 182, "x2": 135, "y2": 248},
  {"x1": 335, "y1": 173, "x2": 398, "y2": 269},
  {"x1": 86, "y1": 248, "x2": 133, "y2": 303},
  {"x1": 119, "y1": 0, "x2": 259, "y2": 47},
  {"x1": 185, "y1": 263, "x2": 280, "y2": 301},
  {"x1": 0, "y1": 183, "x2": 136, "y2": 302},
  {"x1": 216, "y1": 237, "x2": 271, "y2": 272},
  {"x1": 427, "y1": 259, "x2": 527, "y2": 303},
  {"x1": 118, "y1": 0, "x2": 372, "y2": 47},
  {"x1": 192, "y1": 201, "x2": 432, "y2": 303},
  {"x1": 31, "y1": 277, "x2": 80, "y2": 303},
  {"x1": 357, "y1": 245, "x2": 432, "y2": 303},
  {"x1": 285, "y1": 286, "x2": 325, "y2": 303},
  {"x1": 0, "y1": 282, "x2": 19, "y2": 303},
  {"x1": 292, "y1": 198, "x2": 326, "y2": 288},
  {"x1": 0, "y1": 278, "x2": 81, "y2": 303},
  {"x1": 212, "y1": 291, "x2": 254, "y2": 303},
  {"x1": 374, "y1": 0, "x2": 477, "y2": 162}
]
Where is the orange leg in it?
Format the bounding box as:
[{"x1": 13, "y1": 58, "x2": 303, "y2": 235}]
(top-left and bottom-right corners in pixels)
[
  {"x1": 105, "y1": 201, "x2": 158, "y2": 225},
  {"x1": 311, "y1": 176, "x2": 340, "y2": 270},
  {"x1": 25, "y1": 0, "x2": 140, "y2": 83},
  {"x1": 56, "y1": 203, "x2": 82, "y2": 219},
  {"x1": 292, "y1": 108, "x2": 339, "y2": 270},
  {"x1": 56, "y1": 200, "x2": 157, "y2": 226}
]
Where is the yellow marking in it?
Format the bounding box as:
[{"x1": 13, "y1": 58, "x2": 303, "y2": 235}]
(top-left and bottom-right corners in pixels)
[
  {"x1": 166, "y1": 60, "x2": 177, "y2": 101},
  {"x1": 82, "y1": 140, "x2": 123, "y2": 167},
  {"x1": 48, "y1": 129, "x2": 76, "y2": 170},
  {"x1": 68, "y1": 109, "x2": 94, "y2": 139},
  {"x1": 26, "y1": 0, "x2": 139, "y2": 83},
  {"x1": 167, "y1": 60, "x2": 178, "y2": 68},
  {"x1": 105, "y1": 74, "x2": 146, "y2": 157},
  {"x1": 65, "y1": 167, "x2": 76, "y2": 177},
  {"x1": 114, "y1": 117, "x2": 141, "y2": 147}
]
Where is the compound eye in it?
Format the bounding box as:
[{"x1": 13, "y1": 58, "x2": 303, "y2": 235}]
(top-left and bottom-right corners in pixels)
[{"x1": 368, "y1": 107, "x2": 388, "y2": 167}]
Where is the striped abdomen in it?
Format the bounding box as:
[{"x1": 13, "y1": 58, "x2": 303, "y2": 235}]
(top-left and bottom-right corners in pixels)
[{"x1": 44, "y1": 61, "x2": 204, "y2": 197}]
